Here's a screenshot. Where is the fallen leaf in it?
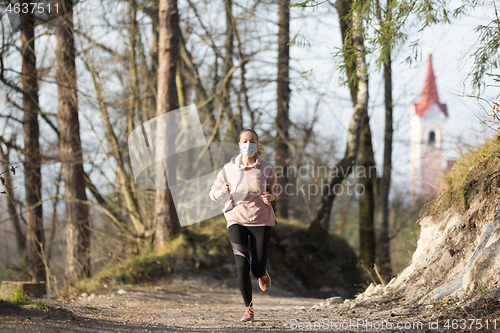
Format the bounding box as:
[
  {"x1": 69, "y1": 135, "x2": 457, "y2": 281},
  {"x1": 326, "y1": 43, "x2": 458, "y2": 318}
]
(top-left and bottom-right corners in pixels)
[
  {"x1": 0, "y1": 191, "x2": 5, "y2": 194},
  {"x1": 0, "y1": 176, "x2": 4, "y2": 185},
  {"x1": 10, "y1": 166, "x2": 15, "y2": 175}
]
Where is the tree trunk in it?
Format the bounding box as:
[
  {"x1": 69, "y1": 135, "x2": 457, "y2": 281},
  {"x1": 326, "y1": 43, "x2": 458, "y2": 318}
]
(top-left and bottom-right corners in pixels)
[
  {"x1": 376, "y1": 0, "x2": 394, "y2": 279},
  {"x1": 176, "y1": 63, "x2": 186, "y2": 108},
  {"x1": 145, "y1": 0, "x2": 159, "y2": 121},
  {"x1": 47, "y1": 170, "x2": 62, "y2": 262},
  {"x1": 154, "y1": 0, "x2": 181, "y2": 249},
  {"x1": 376, "y1": 52, "x2": 393, "y2": 277},
  {"x1": 127, "y1": 0, "x2": 140, "y2": 203},
  {"x1": 128, "y1": 0, "x2": 139, "y2": 135},
  {"x1": 222, "y1": 0, "x2": 240, "y2": 142},
  {"x1": 56, "y1": 0, "x2": 91, "y2": 285},
  {"x1": 275, "y1": 0, "x2": 291, "y2": 219},
  {"x1": 338, "y1": 194, "x2": 355, "y2": 238},
  {"x1": 350, "y1": 2, "x2": 376, "y2": 272},
  {"x1": 21, "y1": 6, "x2": 45, "y2": 282},
  {"x1": 357, "y1": 112, "x2": 376, "y2": 269}
]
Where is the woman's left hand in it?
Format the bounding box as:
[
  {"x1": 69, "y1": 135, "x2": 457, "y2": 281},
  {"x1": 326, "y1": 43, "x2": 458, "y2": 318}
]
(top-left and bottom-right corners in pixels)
[{"x1": 261, "y1": 192, "x2": 275, "y2": 205}]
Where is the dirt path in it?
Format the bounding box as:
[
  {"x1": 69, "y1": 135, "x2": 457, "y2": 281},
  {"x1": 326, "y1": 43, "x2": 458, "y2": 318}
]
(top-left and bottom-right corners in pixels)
[
  {"x1": 2, "y1": 275, "x2": 500, "y2": 332},
  {"x1": 0, "y1": 276, "x2": 323, "y2": 333}
]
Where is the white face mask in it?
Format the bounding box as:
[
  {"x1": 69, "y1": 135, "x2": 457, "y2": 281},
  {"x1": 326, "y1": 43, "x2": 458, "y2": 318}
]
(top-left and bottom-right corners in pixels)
[{"x1": 240, "y1": 142, "x2": 257, "y2": 157}]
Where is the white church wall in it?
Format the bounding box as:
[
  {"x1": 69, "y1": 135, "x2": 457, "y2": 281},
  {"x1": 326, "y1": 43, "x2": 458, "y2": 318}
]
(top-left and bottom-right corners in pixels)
[
  {"x1": 410, "y1": 105, "x2": 423, "y2": 195},
  {"x1": 410, "y1": 103, "x2": 448, "y2": 198}
]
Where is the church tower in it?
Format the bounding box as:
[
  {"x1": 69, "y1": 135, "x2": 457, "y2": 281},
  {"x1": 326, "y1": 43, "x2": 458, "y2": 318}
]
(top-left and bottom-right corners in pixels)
[{"x1": 410, "y1": 54, "x2": 448, "y2": 199}]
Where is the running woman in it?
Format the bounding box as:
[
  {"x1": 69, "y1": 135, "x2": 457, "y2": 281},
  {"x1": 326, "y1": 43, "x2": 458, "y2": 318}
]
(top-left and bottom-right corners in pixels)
[{"x1": 209, "y1": 128, "x2": 279, "y2": 322}]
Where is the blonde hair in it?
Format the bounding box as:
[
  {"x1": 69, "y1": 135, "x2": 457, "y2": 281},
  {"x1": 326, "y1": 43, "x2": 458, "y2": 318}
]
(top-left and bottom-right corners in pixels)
[{"x1": 238, "y1": 128, "x2": 265, "y2": 156}]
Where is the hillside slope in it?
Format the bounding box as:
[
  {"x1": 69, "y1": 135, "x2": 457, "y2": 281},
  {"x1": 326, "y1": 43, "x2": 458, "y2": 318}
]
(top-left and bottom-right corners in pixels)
[
  {"x1": 383, "y1": 197, "x2": 500, "y2": 303},
  {"x1": 360, "y1": 136, "x2": 500, "y2": 303}
]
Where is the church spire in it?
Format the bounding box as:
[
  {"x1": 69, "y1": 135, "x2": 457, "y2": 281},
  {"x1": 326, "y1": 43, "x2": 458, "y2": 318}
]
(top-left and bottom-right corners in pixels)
[{"x1": 414, "y1": 54, "x2": 448, "y2": 117}]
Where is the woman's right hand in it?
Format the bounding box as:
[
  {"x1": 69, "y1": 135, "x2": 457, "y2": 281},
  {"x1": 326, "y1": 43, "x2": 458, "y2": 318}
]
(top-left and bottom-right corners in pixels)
[{"x1": 221, "y1": 183, "x2": 231, "y2": 193}]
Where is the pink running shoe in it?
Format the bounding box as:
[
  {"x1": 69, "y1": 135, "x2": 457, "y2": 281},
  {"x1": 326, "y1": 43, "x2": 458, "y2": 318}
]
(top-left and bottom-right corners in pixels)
[
  {"x1": 258, "y1": 271, "x2": 271, "y2": 292},
  {"x1": 240, "y1": 304, "x2": 254, "y2": 322}
]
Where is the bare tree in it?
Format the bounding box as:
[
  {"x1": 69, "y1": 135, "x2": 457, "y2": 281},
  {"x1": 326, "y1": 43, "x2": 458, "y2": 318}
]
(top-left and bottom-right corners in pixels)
[
  {"x1": 274, "y1": 0, "x2": 291, "y2": 219},
  {"x1": 56, "y1": 0, "x2": 91, "y2": 284},
  {"x1": 308, "y1": 0, "x2": 365, "y2": 233},
  {"x1": 222, "y1": 0, "x2": 241, "y2": 142},
  {"x1": 154, "y1": 0, "x2": 181, "y2": 249},
  {"x1": 358, "y1": 112, "x2": 376, "y2": 270},
  {"x1": 128, "y1": 0, "x2": 140, "y2": 136},
  {"x1": 86, "y1": 56, "x2": 146, "y2": 240},
  {"x1": 21, "y1": 4, "x2": 45, "y2": 281},
  {"x1": 375, "y1": 0, "x2": 394, "y2": 278},
  {"x1": 140, "y1": 0, "x2": 160, "y2": 121}
]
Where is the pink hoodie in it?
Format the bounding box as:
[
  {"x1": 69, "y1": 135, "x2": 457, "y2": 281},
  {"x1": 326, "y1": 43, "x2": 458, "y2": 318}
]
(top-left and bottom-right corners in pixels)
[{"x1": 209, "y1": 153, "x2": 279, "y2": 228}]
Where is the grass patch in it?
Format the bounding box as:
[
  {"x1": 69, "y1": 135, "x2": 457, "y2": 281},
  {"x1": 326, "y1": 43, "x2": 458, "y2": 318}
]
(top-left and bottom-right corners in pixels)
[
  {"x1": 8, "y1": 288, "x2": 29, "y2": 305},
  {"x1": 3, "y1": 289, "x2": 56, "y2": 315},
  {"x1": 72, "y1": 217, "x2": 232, "y2": 295},
  {"x1": 478, "y1": 281, "x2": 491, "y2": 294},
  {"x1": 423, "y1": 136, "x2": 500, "y2": 218}
]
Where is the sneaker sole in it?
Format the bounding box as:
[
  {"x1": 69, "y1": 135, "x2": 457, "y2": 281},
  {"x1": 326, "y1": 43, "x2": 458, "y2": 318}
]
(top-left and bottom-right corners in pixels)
[{"x1": 259, "y1": 273, "x2": 271, "y2": 292}]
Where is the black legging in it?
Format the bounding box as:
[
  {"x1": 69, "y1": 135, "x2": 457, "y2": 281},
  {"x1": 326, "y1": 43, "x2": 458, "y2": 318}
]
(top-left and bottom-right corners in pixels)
[{"x1": 228, "y1": 224, "x2": 271, "y2": 307}]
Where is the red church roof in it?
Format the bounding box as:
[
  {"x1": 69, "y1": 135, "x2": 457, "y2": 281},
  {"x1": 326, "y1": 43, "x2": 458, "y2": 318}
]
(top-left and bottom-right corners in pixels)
[{"x1": 414, "y1": 55, "x2": 448, "y2": 117}]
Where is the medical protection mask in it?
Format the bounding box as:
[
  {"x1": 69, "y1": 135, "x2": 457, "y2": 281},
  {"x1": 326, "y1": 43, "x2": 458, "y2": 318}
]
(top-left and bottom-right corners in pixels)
[{"x1": 240, "y1": 142, "x2": 257, "y2": 157}]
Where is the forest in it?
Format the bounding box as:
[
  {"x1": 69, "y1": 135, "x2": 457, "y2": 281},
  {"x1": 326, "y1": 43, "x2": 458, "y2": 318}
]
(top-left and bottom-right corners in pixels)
[{"x1": 0, "y1": 0, "x2": 500, "y2": 331}]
